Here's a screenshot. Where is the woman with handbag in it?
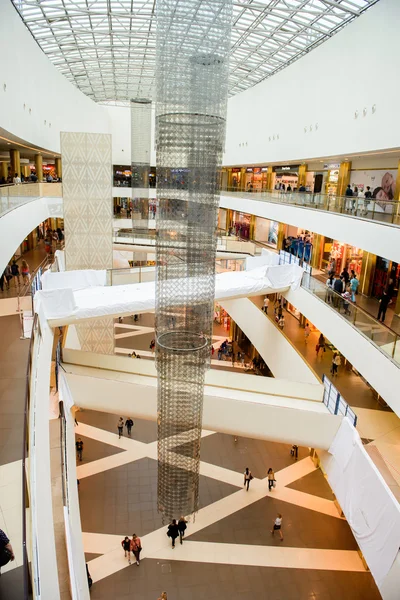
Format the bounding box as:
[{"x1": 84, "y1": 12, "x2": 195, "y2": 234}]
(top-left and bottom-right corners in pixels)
[
  {"x1": 244, "y1": 467, "x2": 253, "y2": 491},
  {"x1": 0, "y1": 529, "x2": 15, "y2": 572},
  {"x1": 267, "y1": 468, "x2": 276, "y2": 491},
  {"x1": 130, "y1": 533, "x2": 142, "y2": 565}
]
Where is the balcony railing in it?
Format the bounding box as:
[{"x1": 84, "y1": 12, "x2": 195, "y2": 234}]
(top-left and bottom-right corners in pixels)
[
  {"x1": 221, "y1": 187, "x2": 400, "y2": 227},
  {"x1": 301, "y1": 273, "x2": 400, "y2": 367}
]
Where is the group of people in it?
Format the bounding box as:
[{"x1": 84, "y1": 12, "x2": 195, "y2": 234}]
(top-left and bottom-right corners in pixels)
[
  {"x1": 243, "y1": 468, "x2": 284, "y2": 540},
  {"x1": 345, "y1": 184, "x2": 372, "y2": 214},
  {"x1": 44, "y1": 227, "x2": 64, "y2": 255},
  {"x1": 117, "y1": 417, "x2": 134, "y2": 438},
  {"x1": 0, "y1": 171, "x2": 58, "y2": 185},
  {"x1": 167, "y1": 517, "x2": 188, "y2": 548},
  {"x1": 326, "y1": 267, "x2": 359, "y2": 313},
  {"x1": 121, "y1": 533, "x2": 142, "y2": 565},
  {"x1": 0, "y1": 259, "x2": 30, "y2": 292}
]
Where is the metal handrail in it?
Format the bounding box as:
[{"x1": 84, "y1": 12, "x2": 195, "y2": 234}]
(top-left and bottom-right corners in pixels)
[
  {"x1": 221, "y1": 187, "x2": 400, "y2": 227},
  {"x1": 301, "y1": 273, "x2": 400, "y2": 366}
]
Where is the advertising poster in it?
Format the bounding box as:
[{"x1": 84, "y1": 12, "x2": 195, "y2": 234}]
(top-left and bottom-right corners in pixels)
[{"x1": 350, "y1": 170, "x2": 396, "y2": 213}]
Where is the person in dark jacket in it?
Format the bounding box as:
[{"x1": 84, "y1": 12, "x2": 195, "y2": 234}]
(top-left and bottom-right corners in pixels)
[
  {"x1": 377, "y1": 291, "x2": 391, "y2": 323},
  {"x1": 177, "y1": 517, "x2": 188, "y2": 545},
  {"x1": 333, "y1": 276, "x2": 344, "y2": 307},
  {"x1": 167, "y1": 519, "x2": 179, "y2": 548}
]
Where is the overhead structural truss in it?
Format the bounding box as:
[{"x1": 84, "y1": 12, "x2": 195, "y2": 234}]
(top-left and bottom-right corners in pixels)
[
  {"x1": 12, "y1": 0, "x2": 378, "y2": 102},
  {"x1": 154, "y1": 0, "x2": 232, "y2": 519}
]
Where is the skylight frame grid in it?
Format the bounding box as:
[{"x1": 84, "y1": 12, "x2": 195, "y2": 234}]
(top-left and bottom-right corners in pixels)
[{"x1": 11, "y1": 0, "x2": 379, "y2": 101}]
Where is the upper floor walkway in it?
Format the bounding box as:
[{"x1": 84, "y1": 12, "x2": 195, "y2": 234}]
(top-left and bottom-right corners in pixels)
[{"x1": 221, "y1": 188, "x2": 400, "y2": 264}]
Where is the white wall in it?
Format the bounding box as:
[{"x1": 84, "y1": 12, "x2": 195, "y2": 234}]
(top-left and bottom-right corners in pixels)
[
  {"x1": 63, "y1": 365, "x2": 341, "y2": 449},
  {"x1": 220, "y1": 297, "x2": 320, "y2": 385},
  {"x1": 107, "y1": 105, "x2": 156, "y2": 166},
  {"x1": 224, "y1": 0, "x2": 400, "y2": 166},
  {"x1": 0, "y1": 1, "x2": 110, "y2": 153}
]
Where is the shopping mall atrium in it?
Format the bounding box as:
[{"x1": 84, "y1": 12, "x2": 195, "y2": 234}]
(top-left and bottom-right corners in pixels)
[{"x1": 1, "y1": 0, "x2": 400, "y2": 598}]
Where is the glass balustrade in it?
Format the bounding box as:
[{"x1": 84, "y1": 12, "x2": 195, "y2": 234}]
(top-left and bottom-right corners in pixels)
[
  {"x1": 301, "y1": 274, "x2": 400, "y2": 365},
  {"x1": 221, "y1": 187, "x2": 400, "y2": 226}
]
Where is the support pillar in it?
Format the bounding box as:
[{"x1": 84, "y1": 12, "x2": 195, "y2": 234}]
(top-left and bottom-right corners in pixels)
[
  {"x1": 55, "y1": 157, "x2": 62, "y2": 180},
  {"x1": 265, "y1": 166, "x2": 273, "y2": 191},
  {"x1": 277, "y1": 222, "x2": 285, "y2": 251},
  {"x1": 10, "y1": 150, "x2": 20, "y2": 178},
  {"x1": 359, "y1": 252, "x2": 377, "y2": 297},
  {"x1": 240, "y1": 167, "x2": 246, "y2": 191},
  {"x1": 35, "y1": 154, "x2": 43, "y2": 182},
  {"x1": 0, "y1": 161, "x2": 8, "y2": 180},
  {"x1": 337, "y1": 161, "x2": 352, "y2": 196},
  {"x1": 311, "y1": 234, "x2": 324, "y2": 270},
  {"x1": 298, "y1": 164, "x2": 307, "y2": 188},
  {"x1": 249, "y1": 214, "x2": 256, "y2": 240}
]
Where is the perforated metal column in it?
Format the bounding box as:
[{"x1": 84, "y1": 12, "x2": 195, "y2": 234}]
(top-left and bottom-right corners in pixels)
[{"x1": 155, "y1": 0, "x2": 232, "y2": 519}]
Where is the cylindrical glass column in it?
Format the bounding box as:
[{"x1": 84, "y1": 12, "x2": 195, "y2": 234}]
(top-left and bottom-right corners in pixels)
[
  {"x1": 155, "y1": 0, "x2": 232, "y2": 519},
  {"x1": 130, "y1": 98, "x2": 152, "y2": 232}
]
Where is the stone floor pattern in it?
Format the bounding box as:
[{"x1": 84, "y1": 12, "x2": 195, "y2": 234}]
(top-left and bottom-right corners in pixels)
[{"x1": 76, "y1": 410, "x2": 381, "y2": 600}]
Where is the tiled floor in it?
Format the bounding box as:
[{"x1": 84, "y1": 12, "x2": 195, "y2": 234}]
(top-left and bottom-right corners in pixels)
[{"x1": 77, "y1": 410, "x2": 382, "y2": 599}]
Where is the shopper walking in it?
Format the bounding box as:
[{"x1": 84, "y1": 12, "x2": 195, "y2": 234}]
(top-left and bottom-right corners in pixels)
[
  {"x1": 278, "y1": 315, "x2": 285, "y2": 330},
  {"x1": 125, "y1": 417, "x2": 134, "y2": 437},
  {"x1": 21, "y1": 260, "x2": 30, "y2": 285},
  {"x1": 244, "y1": 467, "x2": 253, "y2": 491},
  {"x1": 331, "y1": 352, "x2": 341, "y2": 376},
  {"x1": 4, "y1": 265, "x2": 12, "y2": 290},
  {"x1": 377, "y1": 291, "x2": 391, "y2": 323},
  {"x1": 316, "y1": 333, "x2": 325, "y2": 356},
  {"x1": 333, "y1": 276, "x2": 344, "y2": 307},
  {"x1": 13, "y1": 172, "x2": 21, "y2": 185},
  {"x1": 304, "y1": 323, "x2": 310, "y2": 344},
  {"x1": 0, "y1": 528, "x2": 15, "y2": 572},
  {"x1": 167, "y1": 519, "x2": 179, "y2": 548},
  {"x1": 349, "y1": 274, "x2": 359, "y2": 303},
  {"x1": 271, "y1": 514, "x2": 284, "y2": 541},
  {"x1": 178, "y1": 517, "x2": 188, "y2": 545},
  {"x1": 117, "y1": 417, "x2": 124, "y2": 438},
  {"x1": 11, "y1": 260, "x2": 20, "y2": 287},
  {"x1": 325, "y1": 275, "x2": 334, "y2": 304},
  {"x1": 157, "y1": 593, "x2": 168, "y2": 600},
  {"x1": 267, "y1": 468, "x2": 276, "y2": 491},
  {"x1": 130, "y1": 533, "x2": 142, "y2": 565},
  {"x1": 121, "y1": 536, "x2": 132, "y2": 564},
  {"x1": 76, "y1": 438, "x2": 84, "y2": 461},
  {"x1": 263, "y1": 296, "x2": 270, "y2": 314}
]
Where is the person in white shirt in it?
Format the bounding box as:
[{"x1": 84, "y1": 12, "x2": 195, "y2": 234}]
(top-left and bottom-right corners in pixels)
[
  {"x1": 304, "y1": 323, "x2": 310, "y2": 344},
  {"x1": 263, "y1": 296, "x2": 270, "y2": 314},
  {"x1": 271, "y1": 513, "x2": 283, "y2": 541},
  {"x1": 13, "y1": 173, "x2": 21, "y2": 185}
]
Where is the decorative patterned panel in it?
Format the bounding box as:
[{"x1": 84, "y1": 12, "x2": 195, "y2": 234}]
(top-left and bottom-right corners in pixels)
[{"x1": 61, "y1": 132, "x2": 114, "y2": 354}]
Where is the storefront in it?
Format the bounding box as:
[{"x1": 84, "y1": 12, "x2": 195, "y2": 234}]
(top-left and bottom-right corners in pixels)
[
  {"x1": 283, "y1": 225, "x2": 314, "y2": 262},
  {"x1": 113, "y1": 165, "x2": 132, "y2": 187},
  {"x1": 324, "y1": 163, "x2": 340, "y2": 195},
  {"x1": 372, "y1": 257, "x2": 400, "y2": 300},
  {"x1": 272, "y1": 165, "x2": 300, "y2": 191},
  {"x1": 244, "y1": 167, "x2": 268, "y2": 191},
  {"x1": 254, "y1": 216, "x2": 279, "y2": 248},
  {"x1": 232, "y1": 211, "x2": 251, "y2": 239},
  {"x1": 324, "y1": 240, "x2": 363, "y2": 276}
]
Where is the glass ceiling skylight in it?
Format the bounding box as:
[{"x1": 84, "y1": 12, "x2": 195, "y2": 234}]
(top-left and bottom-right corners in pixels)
[{"x1": 12, "y1": 0, "x2": 379, "y2": 103}]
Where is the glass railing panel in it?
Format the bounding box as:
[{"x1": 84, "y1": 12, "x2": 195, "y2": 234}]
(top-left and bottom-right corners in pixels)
[
  {"x1": 221, "y1": 187, "x2": 400, "y2": 228},
  {"x1": 302, "y1": 274, "x2": 399, "y2": 365}
]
